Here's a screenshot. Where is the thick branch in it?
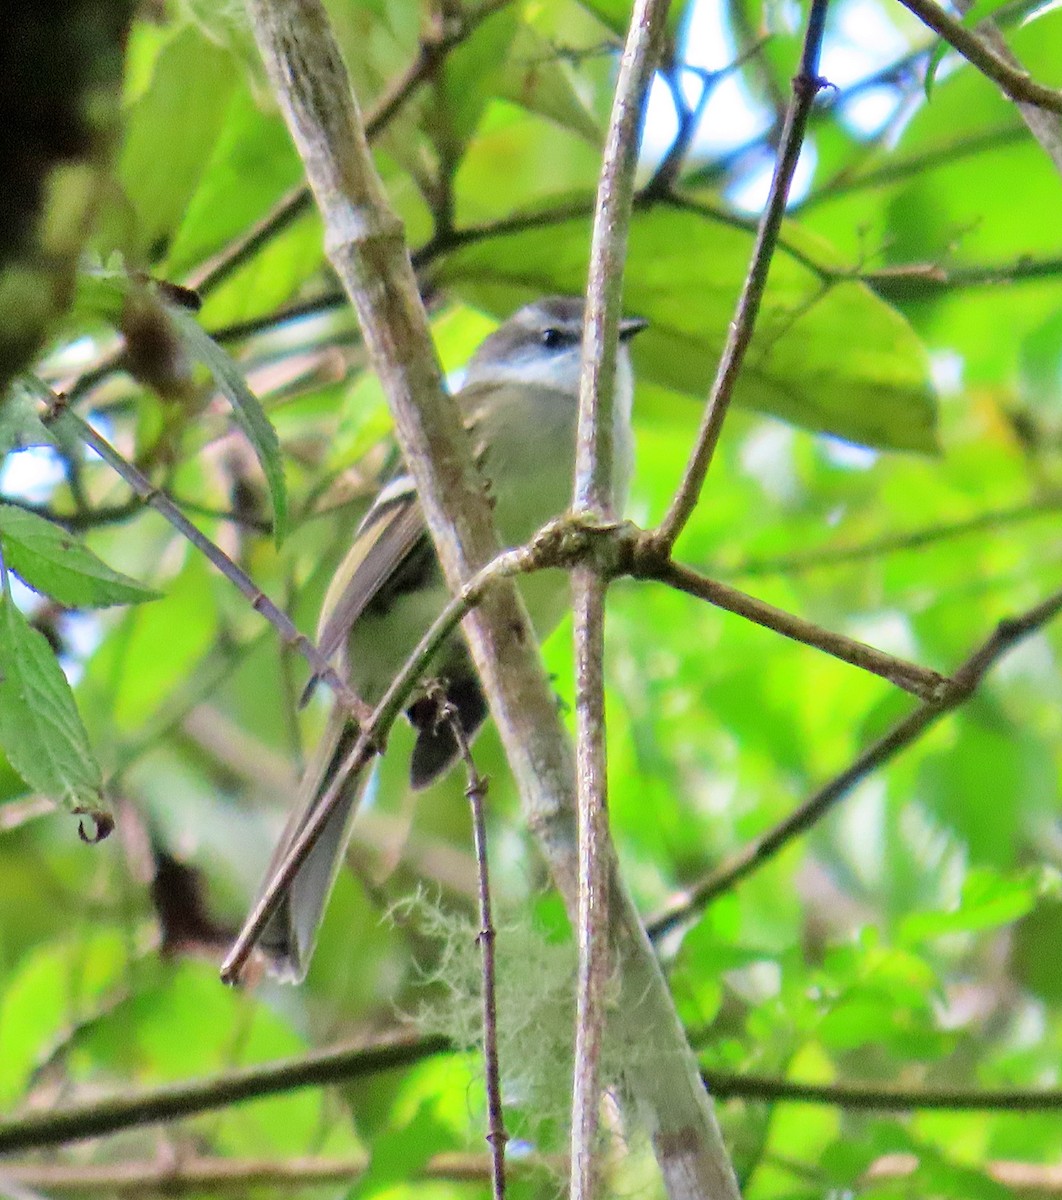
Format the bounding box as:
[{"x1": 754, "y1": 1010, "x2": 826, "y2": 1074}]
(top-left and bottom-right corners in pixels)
[{"x1": 237, "y1": 9, "x2": 742, "y2": 1200}]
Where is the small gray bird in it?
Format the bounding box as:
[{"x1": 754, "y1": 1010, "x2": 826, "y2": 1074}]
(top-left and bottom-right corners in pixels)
[{"x1": 239, "y1": 296, "x2": 646, "y2": 981}]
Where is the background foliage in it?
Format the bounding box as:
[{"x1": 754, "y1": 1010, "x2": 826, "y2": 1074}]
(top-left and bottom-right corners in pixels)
[{"x1": 1, "y1": 0, "x2": 1061, "y2": 1196}]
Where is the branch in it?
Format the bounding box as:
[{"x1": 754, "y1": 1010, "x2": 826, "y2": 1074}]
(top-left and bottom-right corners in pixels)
[
  {"x1": 953, "y1": 0, "x2": 1062, "y2": 177},
  {"x1": 897, "y1": 0, "x2": 1062, "y2": 114},
  {"x1": 220, "y1": 543, "x2": 535, "y2": 980},
  {"x1": 702, "y1": 1071, "x2": 1062, "y2": 1111},
  {"x1": 0, "y1": 1152, "x2": 557, "y2": 1195},
  {"x1": 655, "y1": 0, "x2": 829, "y2": 550},
  {"x1": 867, "y1": 253, "x2": 1062, "y2": 299},
  {"x1": 570, "y1": 1, "x2": 671, "y2": 1196},
  {"x1": 647, "y1": 556, "x2": 948, "y2": 701},
  {"x1": 39, "y1": 393, "x2": 372, "y2": 726},
  {"x1": 798, "y1": 123, "x2": 1023, "y2": 211},
  {"x1": 433, "y1": 686, "x2": 508, "y2": 1200},
  {"x1": 0, "y1": 1030, "x2": 448, "y2": 1154},
  {"x1": 6, "y1": 1023, "x2": 1058, "y2": 1161},
  {"x1": 236, "y1": 7, "x2": 755, "y2": 1200},
  {"x1": 647, "y1": 581, "x2": 1062, "y2": 939}
]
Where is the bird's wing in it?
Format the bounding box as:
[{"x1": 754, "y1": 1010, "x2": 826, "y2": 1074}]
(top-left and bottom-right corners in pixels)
[
  {"x1": 315, "y1": 387, "x2": 498, "y2": 666},
  {"x1": 315, "y1": 477, "x2": 429, "y2": 663}
]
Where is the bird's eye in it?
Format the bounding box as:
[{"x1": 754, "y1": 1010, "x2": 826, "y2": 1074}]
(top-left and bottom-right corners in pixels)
[{"x1": 541, "y1": 328, "x2": 564, "y2": 350}]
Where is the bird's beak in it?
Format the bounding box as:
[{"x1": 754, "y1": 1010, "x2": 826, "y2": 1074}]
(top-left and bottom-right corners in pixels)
[{"x1": 619, "y1": 315, "x2": 649, "y2": 341}]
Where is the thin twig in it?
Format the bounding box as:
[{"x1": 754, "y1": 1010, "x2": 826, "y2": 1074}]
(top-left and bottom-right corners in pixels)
[
  {"x1": 647, "y1": 557, "x2": 949, "y2": 701},
  {"x1": 655, "y1": 0, "x2": 830, "y2": 550},
  {"x1": 39, "y1": 392, "x2": 373, "y2": 728},
  {"x1": 220, "y1": 543, "x2": 533, "y2": 981},
  {"x1": 5, "y1": 1024, "x2": 1059, "y2": 1160},
  {"x1": 646, "y1": 582, "x2": 1062, "y2": 939},
  {"x1": 797, "y1": 123, "x2": 1023, "y2": 212},
  {"x1": 0, "y1": 795, "x2": 56, "y2": 832},
  {"x1": 701, "y1": 1070, "x2": 1062, "y2": 1111},
  {"x1": 429, "y1": 684, "x2": 508, "y2": 1200},
  {"x1": 896, "y1": 0, "x2": 1062, "y2": 114}
]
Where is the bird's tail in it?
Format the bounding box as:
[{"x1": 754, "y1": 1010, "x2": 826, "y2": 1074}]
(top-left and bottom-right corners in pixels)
[{"x1": 254, "y1": 705, "x2": 368, "y2": 982}]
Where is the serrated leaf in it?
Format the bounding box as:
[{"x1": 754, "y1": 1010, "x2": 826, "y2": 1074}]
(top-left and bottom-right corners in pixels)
[
  {"x1": 0, "y1": 504, "x2": 160, "y2": 607},
  {"x1": 165, "y1": 305, "x2": 288, "y2": 544},
  {"x1": 0, "y1": 594, "x2": 106, "y2": 820}
]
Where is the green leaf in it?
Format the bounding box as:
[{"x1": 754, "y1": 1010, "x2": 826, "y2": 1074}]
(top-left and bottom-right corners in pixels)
[
  {"x1": 0, "y1": 504, "x2": 160, "y2": 607},
  {"x1": 166, "y1": 305, "x2": 288, "y2": 544},
  {"x1": 900, "y1": 868, "x2": 1038, "y2": 943},
  {"x1": 496, "y1": 26, "x2": 602, "y2": 145},
  {"x1": 0, "y1": 594, "x2": 106, "y2": 821},
  {"x1": 0, "y1": 386, "x2": 50, "y2": 458},
  {"x1": 355, "y1": 1104, "x2": 452, "y2": 1196},
  {"x1": 115, "y1": 25, "x2": 236, "y2": 259},
  {"x1": 440, "y1": 203, "x2": 939, "y2": 452},
  {"x1": 0, "y1": 930, "x2": 127, "y2": 1106}
]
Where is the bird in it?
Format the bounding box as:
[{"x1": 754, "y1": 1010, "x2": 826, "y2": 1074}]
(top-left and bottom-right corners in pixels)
[{"x1": 237, "y1": 296, "x2": 647, "y2": 981}]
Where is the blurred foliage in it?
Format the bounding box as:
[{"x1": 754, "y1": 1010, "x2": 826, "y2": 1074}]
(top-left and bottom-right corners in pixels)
[{"x1": 1, "y1": 0, "x2": 1061, "y2": 1197}]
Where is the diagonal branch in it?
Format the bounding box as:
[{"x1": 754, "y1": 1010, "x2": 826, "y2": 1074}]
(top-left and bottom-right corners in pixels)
[
  {"x1": 896, "y1": 0, "x2": 1062, "y2": 114},
  {"x1": 39, "y1": 392, "x2": 372, "y2": 727},
  {"x1": 648, "y1": 557, "x2": 948, "y2": 700},
  {"x1": 0, "y1": 1030, "x2": 447, "y2": 1154},
  {"x1": 655, "y1": 0, "x2": 830, "y2": 550},
  {"x1": 954, "y1": 0, "x2": 1062, "y2": 176},
  {"x1": 647, "y1": 581, "x2": 1062, "y2": 939}
]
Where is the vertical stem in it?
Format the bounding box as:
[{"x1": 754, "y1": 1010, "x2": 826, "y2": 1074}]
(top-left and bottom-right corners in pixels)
[
  {"x1": 468, "y1": 774, "x2": 507, "y2": 1200},
  {"x1": 434, "y1": 685, "x2": 509, "y2": 1200},
  {"x1": 570, "y1": 567, "x2": 611, "y2": 1200},
  {"x1": 570, "y1": 3, "x2": 669, "y2": 1198},
  {"x1": 568, "y1": 2, "x2": 667, "y2": 1190}
]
